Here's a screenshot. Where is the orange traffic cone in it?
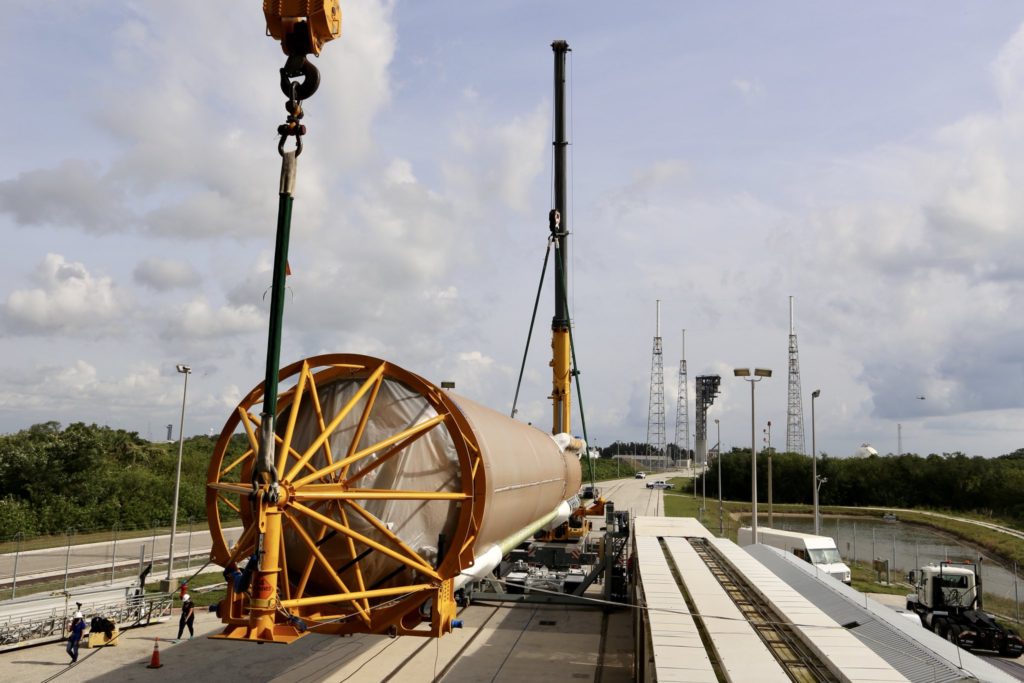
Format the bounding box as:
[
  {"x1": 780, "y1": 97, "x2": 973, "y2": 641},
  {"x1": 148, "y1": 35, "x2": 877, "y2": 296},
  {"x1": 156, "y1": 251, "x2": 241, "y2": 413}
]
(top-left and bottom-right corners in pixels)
[{"x1": 146, "y1": 636, "x2": 163, "y2": 669}]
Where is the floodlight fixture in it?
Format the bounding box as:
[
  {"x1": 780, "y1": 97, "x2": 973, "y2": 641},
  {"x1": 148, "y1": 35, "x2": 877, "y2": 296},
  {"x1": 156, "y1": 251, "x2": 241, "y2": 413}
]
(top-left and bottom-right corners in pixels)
[
  {"x1": 176, "y1": 364, "x2": 192, "y2": 374},
  {"x1": 735, "y1": 365, "x2": 771, "y2": 541}
]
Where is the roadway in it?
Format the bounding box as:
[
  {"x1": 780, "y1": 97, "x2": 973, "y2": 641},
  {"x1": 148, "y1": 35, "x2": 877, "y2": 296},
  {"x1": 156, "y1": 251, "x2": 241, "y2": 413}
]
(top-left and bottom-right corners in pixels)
[{"x1": 0, "y1": 527, "x2": 242, "y2": 592}]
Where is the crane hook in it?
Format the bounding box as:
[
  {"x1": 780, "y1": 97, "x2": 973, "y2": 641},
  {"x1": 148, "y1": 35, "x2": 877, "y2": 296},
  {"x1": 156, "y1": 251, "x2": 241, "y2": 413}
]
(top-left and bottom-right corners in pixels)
[{"x1": 280, "y1": 54, "x2": 321, "y2": 102}]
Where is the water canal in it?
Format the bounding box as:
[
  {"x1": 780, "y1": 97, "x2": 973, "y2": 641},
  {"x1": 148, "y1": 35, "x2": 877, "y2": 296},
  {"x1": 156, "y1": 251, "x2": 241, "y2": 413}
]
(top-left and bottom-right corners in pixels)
[{"x1": 759, "y1": 514, "x2": 1023, "y2": 605}]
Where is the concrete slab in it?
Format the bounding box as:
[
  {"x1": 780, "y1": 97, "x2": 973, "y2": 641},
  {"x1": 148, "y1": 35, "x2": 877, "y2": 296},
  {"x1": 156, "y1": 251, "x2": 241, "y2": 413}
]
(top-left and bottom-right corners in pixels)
[{"x1": 0, "y1": 600, "x2": 635, "y2": 683}]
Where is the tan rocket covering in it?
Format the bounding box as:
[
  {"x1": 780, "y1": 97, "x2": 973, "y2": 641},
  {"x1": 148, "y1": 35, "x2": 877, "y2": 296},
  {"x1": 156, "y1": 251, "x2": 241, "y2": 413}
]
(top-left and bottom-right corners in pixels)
[{"x1": 448, "y1": 392, "x2": 582, "y2": 548}]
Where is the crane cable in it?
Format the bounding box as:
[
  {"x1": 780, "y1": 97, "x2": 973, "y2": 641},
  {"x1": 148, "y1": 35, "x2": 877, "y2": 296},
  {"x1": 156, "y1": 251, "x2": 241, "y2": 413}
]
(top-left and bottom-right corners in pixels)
[
  {"x1": 509, "y1": 232, "x2": 595, "y2": 489},
  {"x1": 510, "y1": 235, "x2": 554, "y2": 421}
]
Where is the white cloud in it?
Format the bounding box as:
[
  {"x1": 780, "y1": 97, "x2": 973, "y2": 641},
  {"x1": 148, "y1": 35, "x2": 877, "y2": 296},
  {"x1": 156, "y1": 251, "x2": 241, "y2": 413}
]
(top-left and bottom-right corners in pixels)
[
  {"x1": 163, "y1": 298, "x2": 264, "y2": 340},
  {"x1": 0, "y1": 160, "x2": 131, "y2": 233},
  {"x1": 443, "y1": 103, "x2": 548, "y2": 213},
  {"x1": 732, "y1": 78, "x2": 764, "y2": 97},
  {"x1": 133, "y1": 257, "x2": 200, "y2": 291},
  {"x1": 4, "y1": 4, "x2": 1024, "y2": 459},
  {"x1": 2, "y1": 254, "x2": 129, "y2": 335}
]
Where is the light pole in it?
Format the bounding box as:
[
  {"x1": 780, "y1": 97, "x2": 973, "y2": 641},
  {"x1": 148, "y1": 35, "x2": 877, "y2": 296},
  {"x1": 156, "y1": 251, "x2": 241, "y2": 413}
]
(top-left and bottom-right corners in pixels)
[
  {"x1": 166, "y1": 363, "x2": 191, "y2": 587},
  {"x1": 765, "y1": 420, "x2": 773, "y2": 527},
  {"x1": 734, "y1": 368, "x2": 771, "y2": 542},
  {"x1": 811, "y1": 388, "x2": 821, "y2": 535},
  {"x1": 701, "y1": 445, "x2": 707, "y2": 518},
  {"x1": 715, "y1": 418, "x2": 723, "y2": 535},
  {"x1": 816, "y1": 475, "x2": 828, "y2": 534}
]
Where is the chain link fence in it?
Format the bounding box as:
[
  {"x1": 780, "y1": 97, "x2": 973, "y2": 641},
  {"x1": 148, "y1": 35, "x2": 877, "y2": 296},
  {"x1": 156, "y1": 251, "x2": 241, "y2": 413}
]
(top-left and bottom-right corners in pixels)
[{"x1": 0, "y1": 518, "x2": 241, "y2": 601}]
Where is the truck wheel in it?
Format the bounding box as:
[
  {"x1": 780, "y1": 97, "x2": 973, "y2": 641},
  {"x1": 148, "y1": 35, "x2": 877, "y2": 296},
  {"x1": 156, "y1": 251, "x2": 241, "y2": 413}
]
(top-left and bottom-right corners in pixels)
[
  {"x1": 1000, "y1": 643, "x2": 1023, "y2": 658},
  {"x1": 946, "y1": 629, "x2": 957, "y2": 645}
]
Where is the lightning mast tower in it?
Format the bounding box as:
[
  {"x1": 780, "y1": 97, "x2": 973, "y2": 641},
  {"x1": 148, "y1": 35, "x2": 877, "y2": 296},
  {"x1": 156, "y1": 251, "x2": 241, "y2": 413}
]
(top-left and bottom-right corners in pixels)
[
  {"x1": 786, "y1": 296, "x2": 806, "y2": 454},
  {"x1": 674, "y1": 330, "x2": 690, "y2": 468},
  {"x1": 647, "y1": 300, "x2": 667, "y2": 468}
]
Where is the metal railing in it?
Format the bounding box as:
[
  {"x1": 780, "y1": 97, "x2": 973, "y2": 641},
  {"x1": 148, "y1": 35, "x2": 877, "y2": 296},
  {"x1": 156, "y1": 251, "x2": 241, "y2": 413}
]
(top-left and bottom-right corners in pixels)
[
  {"x1": 0, "y1": 593, "x2": 172, "y2": 650},
  {"x1": 0, "y1": 519, "x2": 242, "y2": 600}
]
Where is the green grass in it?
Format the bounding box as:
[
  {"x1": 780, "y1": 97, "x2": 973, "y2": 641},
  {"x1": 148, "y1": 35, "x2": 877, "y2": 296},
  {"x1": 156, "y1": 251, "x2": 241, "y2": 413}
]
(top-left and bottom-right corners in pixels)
[
  {"x1": 584, "y1": 458, "x2": 639, "y2": 482},
  {"x1": 848, "y1": 560, "x2": 907, "y2": 595},
  {"x1": 150, "y1": 570, "x2": 226, "y2": 607}
]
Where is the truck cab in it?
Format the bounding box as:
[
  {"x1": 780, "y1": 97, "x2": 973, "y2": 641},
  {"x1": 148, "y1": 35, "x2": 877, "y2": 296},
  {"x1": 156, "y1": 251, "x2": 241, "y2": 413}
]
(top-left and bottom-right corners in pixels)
[
  {"x1": 907, "y1": 564, "x2": 978, "y2": 613},
  {"x1": 906, "y1": 561, "x2": 1023, "y2": 656}
]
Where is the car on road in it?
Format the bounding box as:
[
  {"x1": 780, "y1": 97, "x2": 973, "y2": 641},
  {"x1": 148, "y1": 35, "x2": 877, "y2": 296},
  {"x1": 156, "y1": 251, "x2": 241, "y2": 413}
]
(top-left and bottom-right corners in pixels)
[
  {"x1": 634, "y1": 472, "x2": 647, "y2": 479},
  {"x1": 646, "y1": 480, "x2": 672, "y2": 489}
]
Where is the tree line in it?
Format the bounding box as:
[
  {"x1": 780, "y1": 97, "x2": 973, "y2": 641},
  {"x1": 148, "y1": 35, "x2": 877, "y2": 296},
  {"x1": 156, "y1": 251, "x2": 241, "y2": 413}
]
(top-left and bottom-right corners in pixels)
[
  {"x1": 599, "y1": 441, "x2": 694, "y2": 461},
  {"x1": 700, "y1": 447, "x2": 1024, "y2": 521},
  {"x1": 0, "y1": 421, "x2": 246, "y2": 539},
  {"x1": 3, "y1": 422, "x2": 1024, "y2": 538}
]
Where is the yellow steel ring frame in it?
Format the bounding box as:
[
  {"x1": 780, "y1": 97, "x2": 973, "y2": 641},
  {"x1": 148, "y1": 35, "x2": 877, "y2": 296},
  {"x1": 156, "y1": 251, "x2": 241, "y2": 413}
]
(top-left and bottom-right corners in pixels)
[{"x1": 205, "y1": 353, "x2": 485, "y2": 640}]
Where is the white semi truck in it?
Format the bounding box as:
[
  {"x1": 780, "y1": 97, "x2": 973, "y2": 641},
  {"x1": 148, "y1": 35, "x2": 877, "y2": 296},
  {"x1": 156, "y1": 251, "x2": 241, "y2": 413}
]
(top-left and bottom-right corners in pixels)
[
  {"x1": 906, "y1": 561, "x2": 1022, "y2": 657},
  {"x1": 738, "y1": 526, "x2": 851, "y2": 584}
]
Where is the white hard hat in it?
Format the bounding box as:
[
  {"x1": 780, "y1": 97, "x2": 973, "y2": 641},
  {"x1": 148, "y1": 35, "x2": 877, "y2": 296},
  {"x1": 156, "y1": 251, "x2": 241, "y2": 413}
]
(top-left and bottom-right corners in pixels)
[
  {"x1": 182, "y1": 594, "x2": 190, "y2": 602},
  {"x1": 74, "y1": 611, "x2": 83, "y2": 619}
]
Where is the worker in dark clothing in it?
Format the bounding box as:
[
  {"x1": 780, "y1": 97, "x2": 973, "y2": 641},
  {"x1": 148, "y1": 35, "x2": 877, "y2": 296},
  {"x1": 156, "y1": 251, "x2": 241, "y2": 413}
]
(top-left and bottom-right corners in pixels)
[
  {"x1": 67, "y1": 612, "x2": 86, "y2": 662},
  {"x1": 177, "y1": 593, "x2": 195, "y2": 640}
]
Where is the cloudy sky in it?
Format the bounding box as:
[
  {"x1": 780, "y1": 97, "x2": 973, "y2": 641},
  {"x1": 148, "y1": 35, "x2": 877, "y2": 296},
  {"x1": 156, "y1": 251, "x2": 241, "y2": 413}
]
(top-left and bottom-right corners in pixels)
[{"x1": 2, "y1": 1, "x2": 1024, "y2": 458}]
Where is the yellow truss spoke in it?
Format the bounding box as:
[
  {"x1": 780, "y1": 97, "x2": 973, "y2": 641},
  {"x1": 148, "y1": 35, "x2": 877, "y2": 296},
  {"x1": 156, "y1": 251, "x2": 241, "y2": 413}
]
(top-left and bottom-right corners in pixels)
[
  {"x1": 208, "y1": 482, "x2": 253, "y2": 496},
  {"x1": 307, "y1": 367, "x2": 335, "y2": 476},
  {"x1": 244, "y1": 412, "x2": 330, "y2": 483},
  {"x1": 238, "y1": 408, "x2": 260, "y2": 451},
  {"x1": 280, "y1": 584, "x2": 435, "y2": 610},
  {"x1": 277, "y1": 361, "x2": 312, "y2": 475},
  {"x1": 216, "y1": 493, "x2": 241, "y2": 515},
  {"x1": 226, "y1": 525, "x2": 257, "y2": 567},
  {"x1": 340, "y1": 372, "x2": 383, "y2": 480},
  {"x1": 219, "y1": 448, "x2": 254, "y2": 479},
  {"x1": 289, "y1": 501, "x2": 440, "y2": 580},
  {"x1": 343, "y1": 499, "x2": 437, "y2": 580},
  {"x1": 344, "y1": 430, "x2": 426, "y2": 487},
  {"x1": 292, "y1": 414, "x2": 445, "y2": 489},
  {"x1": 291, "y1": 498, "x2": 334, "y2": 602},
  {"x1": 283, "y1": 513, "x2": 371, "y2": 625},
  {"x1": 294, "y1": 486, "x2": 468, "y2": 502},
  {"x1": 285, "y1": 364, "x2": 387, "y2": 483},
  {"x1": 337, "y1": 504, "x2": 369, "y2": 613}
]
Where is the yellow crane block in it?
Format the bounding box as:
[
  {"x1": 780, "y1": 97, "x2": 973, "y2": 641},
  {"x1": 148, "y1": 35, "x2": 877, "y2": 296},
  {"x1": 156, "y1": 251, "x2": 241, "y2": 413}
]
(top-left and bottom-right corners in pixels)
[{"x1": 264, "y1": 0, "x2": 341, "y2": 55}]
